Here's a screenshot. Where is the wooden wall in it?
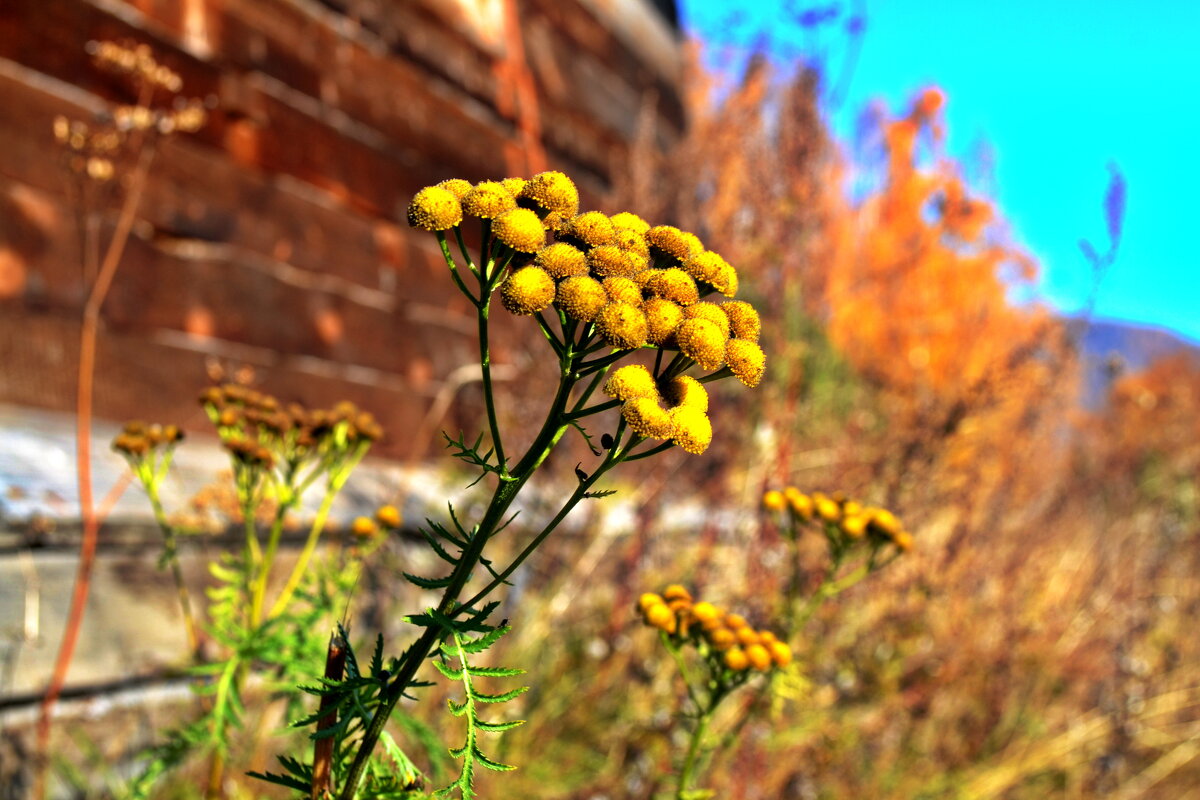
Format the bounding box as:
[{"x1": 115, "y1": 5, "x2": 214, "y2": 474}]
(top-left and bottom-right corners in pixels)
[{"x1": 0, "y1": 0, "x2": 683, "y2": 458}]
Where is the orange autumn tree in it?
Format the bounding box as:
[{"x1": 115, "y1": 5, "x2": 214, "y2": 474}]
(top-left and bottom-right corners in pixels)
[{"x1": 826, "y1": 88, "x2": 1076, "y2": 516}]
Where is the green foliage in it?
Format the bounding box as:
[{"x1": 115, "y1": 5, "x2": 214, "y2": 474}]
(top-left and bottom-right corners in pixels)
[{"x1": 433, "y1": 625, "x2": 528, "y2": 799}]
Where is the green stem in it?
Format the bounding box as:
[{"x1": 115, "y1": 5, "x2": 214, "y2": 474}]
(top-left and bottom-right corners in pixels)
[
  {"x1": 564, "y1": 398, "x2": 620, "y2": 420},
  {"x1": 267, "y1": 480, "x2": 340, "y2": 621},
  {"x1": 437, "y1": 232, "x2": 479, "y2": 305},
  {"x1": 478, "y1": 285, "x2": 507, "y2": 474},
  {"x1": 453, "y1": 225, "x2": 479, "y2": 277},
  {"x1": 621, "y1": 439, "x2": 675, "y2": 463},
  {"x1": 676, "y1": 704, "x2": 714, "y2": 800},
  {"x1": 145, "y1": 479, "x2": 199, "y2": 658},
  {"x1": 250, "y1": 498, "x2": 291, "y2": 626}
]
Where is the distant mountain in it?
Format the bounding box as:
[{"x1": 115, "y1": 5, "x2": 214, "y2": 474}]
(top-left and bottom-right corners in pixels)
[{"x1": 1069, "y1": 317, "x2": 1200, "y2": 406}]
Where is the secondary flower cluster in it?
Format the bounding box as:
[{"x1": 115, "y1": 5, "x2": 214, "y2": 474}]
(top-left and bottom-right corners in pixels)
[
  {"x1": 199, "y1": 384, "x2": 382, "y2": 472},
  {"x1": 639, "y1": 585, "x2": 792, "y2": 672},
  {"x1": 763, "y1": 487, "x2": 914, "y2": 552},
  {"x1": 112, "y1": 420, "x2": 185, "y2": 458}
]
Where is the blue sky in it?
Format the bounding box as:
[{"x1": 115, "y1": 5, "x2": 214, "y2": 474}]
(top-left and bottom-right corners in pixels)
[{"x1": 679, "y1": 0, "x2": 1200, "y2": 342}]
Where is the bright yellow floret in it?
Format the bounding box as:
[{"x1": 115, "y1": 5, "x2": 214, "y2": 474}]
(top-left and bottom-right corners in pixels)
[
  {"x1": 648, "y1": 268, "x2": 699, "y2": 306},
  {"x1": 604, "y1": 364, "x2": 659, "y2": 402},
  {"x1": 661, "y1": 375, "x2": 709, "y2": 412},
  {"x1": 676, "y1": 318, "x2": 727, "y2": 371},
  {"x1": 609, "y1": 211, "x2": 650, "y2": 234},
  {"x1": 436, "y1": 178, "x2": 472, "y2": 198},
  {"x1": 588, "y1": 245, "x2": 645, "y2": 278},
  {"x1": 501, "y1": 266, "x2": 555, "y2": 315},
  {"x1": 643, "y1": 297, "x2": 684, "y2": 345},
  {"x1": 683, "y1": 302, "x2": 732, "y2": 338},
  {"x1": 462, "y1": 180, "x2": 517, "y2": 219},
  {"x1": 519, "y1": 170, "x2": 579, "y2": 217},
  {"x1": 669, "y1": 406, "x2": 712, "y2": 455},
  {"x1": 682, "y1": 250, "x2": 727, "y2": 284},
  {"x1": 555, "y1": 275, "x2": 608, "y2": 322},
  {"x1": 622, "y1": 397, "x2": 675, "y2": 439},
  {"x1": 602, "y1": 277, "x2": 643, "y2": 307},
  {"x1": 596, "y1": 302, "x2": 648, "y2": 349},
  {"x1": 493, "y1": 207, "x2": 546, "y2": 253},
  {"x1": 563, "y1": 211, "x2": 616, "y2": 248},
  {"x1": 725, "y1": 339, "x2": 765, "y2": 387},
  {"x1": 407, "y1": 186, "x2": 463, "y2": 231},
  {"x1": 722, "y1": 301, "x2": 761, "y2": 342},
  {"x1": 763, "y1": 490, "x2": 786, "y2": 512},
  {"x1": 646, "y1": 225, "x2": 702, "y2": 263},
  {"x1": 534, "y1": 242, "x2": 588, "y2": 279},
  {"x1": 724, "y1": 647, "x2": 750, "y2": 671}
]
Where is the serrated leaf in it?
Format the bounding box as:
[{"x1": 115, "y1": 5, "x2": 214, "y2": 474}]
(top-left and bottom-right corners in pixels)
[
  {"x1": 583, "y1": 489, "x2": 618, "y2": 499},
  {"x1": 465, "y1": 666, "x2": 524, "y2": 678},
  {"x1": 432, "y1": 660, "x2": 463, "y2": 681},
  {"x1": 473, "y1": 687, "x2": 529, "y2": 704},
  {"x1": 475, "y1": 718, "x2": 524, "y2": 732},
  {"x1": 472, "y1": 747, "x2": 517, "y2": 772},
  {"x1": 459, "y1": 626, "x2": 509, "y2": 654},
  {"x1": 447, "y1": 698, "x2": 469, "y2": 717},
  {"x1": 404, "y1": 571, "x2": 455, "y2": 590}
]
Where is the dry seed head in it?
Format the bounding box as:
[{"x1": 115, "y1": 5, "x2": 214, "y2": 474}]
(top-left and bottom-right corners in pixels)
[
  {"x1": 722, "y1": 301, "x2": 761, "y2": 342},
  {"x1": 648, "y1": 268, "x2": 699, "y2": 306},
  {"x1": 604, "y1": 364, "x2": 659, "y2": 402},
  {"x1": 519, "y1": 171, "x2": 579, "y2": 216},
  {"x1": 588, "y1": 245, "x2": 646, "y2": 279},
  {"x1": 643, "y1": 297, "x2": 684, "y2": 345},
  {"x1": 407, "y1": 186, "x2": 463, "y2": 231},
  {"x1": 563, "y1": 211, "x2": 616, "y2": 248},
  {"x1": 501, "y1": 266, "x2": 556, "y2": 315},
  {"x1": 661, "y1": 375, "x2": 709, "y2": 412},
  {"x1": 492, "y1": 207, "x2": 546, "y2": 253},
  {"x1": 646, "y1": 226, "x2": 702, "y2": 262},
  {"x1": 376, "y1": 504, "x2": 402, "y2": 529},
  {"x1": 676, "y1": 318, "x2": 727, "y2": 371},
  {"x1": 462, "y1": 180, "x2": 517, "y2": 219},
  {"x1": 535, "y1": 242, "x2": 588, "y2": 279},
  {"x1": 609, "y1": 211, "x2": 650, "y2": 234},
  {"x1": 746, "y1": 643, "x2": 773, "y2": 671},
  {"x1": 555, "y1": 275, "x2": 608, "y2": 322},
  {"x1": 669, "y1": 406, "x2": 712, "y2": 455},
  {"x1": 621, "y1": 397, "x2": 675, "y2": 440},
  {"x1": 683, "y1": 302, "x2": 732, "y2": 338},
  {"x1": 436, "y1": 178, "x2": 472, "y2": 199},
  {"x1": 596, "y1": 302, "x2": 648, "y2": 349},
  {"x1": 726, "y1": 339, "x2": 766, "y2": 387},
  {"x1": 683, "y1": 250, "x2": 727, "y2": 284},
  {"x1": 724, "y1": 647, "x2": 750, "y2": 671}
]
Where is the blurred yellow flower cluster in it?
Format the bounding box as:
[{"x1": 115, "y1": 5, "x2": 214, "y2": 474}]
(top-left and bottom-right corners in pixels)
[
  {"x1": 639, "y1": 585, "x2": 792, "y2": 672},
  {"x1": 764, "y1": 487, "x2": 914, "y2": 552}
]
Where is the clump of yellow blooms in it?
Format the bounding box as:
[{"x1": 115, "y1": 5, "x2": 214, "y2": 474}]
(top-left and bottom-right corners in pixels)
[
  {"x1": 763, "y1": 486, "x2": 915, "y2": 553},
  {"x1": 638, "y1": 586, "x2": 793, "y2": 674},
  {"x1": 407, "y1": 171, "x2": 768, "y2": 457}
]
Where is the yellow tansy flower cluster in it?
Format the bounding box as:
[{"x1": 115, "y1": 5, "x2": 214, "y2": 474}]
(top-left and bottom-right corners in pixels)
[
  {"x1": 406, "y1": 171, "x2": 766, "y2": 377},
  {"x1": 763, "y1": 487, "x2": 915, "y2": 552},
  {"x1": 638, "y1": 585, "x2": 792, "y2": 672},
  {"x1": 604, "y1": 366, "x2": 712, "y2": 454}
]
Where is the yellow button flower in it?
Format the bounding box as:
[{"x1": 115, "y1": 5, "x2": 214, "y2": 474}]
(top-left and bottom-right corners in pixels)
[
  {"x1": 555, "y1": 275, "x2": 608, "y2": 322},
  {"x1": 596, "y1": 302, "x2": 649, "y2": 349},
  {"x1": 646, "y1": 225, "x2": 702, "y2": 262},
  {"x1": 533, "y1": 242, "x2": 587, "y2": 279},
  {"x1": 621, "y1": 396, "x2": 675, "y2": 439},
  {"x1": 462, "y1": 180, "x2": 517, "y2": 219},
  {"x1": 725, "y1": 339, "x2": 766, "y2": 387},
  {"x1": 648, "y1": 268, "x2": 699, "y2": 306},
  {"x1": 518, "y1": 170, "x2": 579, "y2": 217},
  {"x1": 604, "y1": 364, "x2": 659, "y2": 402},
  {"x1": 683, "y1": 302, "x2": 732, "y2": 337},
  {"x1": 643, "y1": 297, "x2": 684, "y2": 345},
  {"x1": 501, "y1": 266, "x2": 555, "y2": 315},
  {"x1": 493, "y1": 207, "x2": 546, "y2": 253},
  {"x1": 682, "y1": 250, "x2": 727, "y2": 284},
  {"x1": 436, "y1": 178, "x2": 472, "y2": 198},
  {"x1": 676, "y1": 318, "x2": 727, "y2": 371},
  {"x1": 722, "y1": 301, "x2": 761, "y2": 342},
  {"x1": 589, "y1": 245, "x2": 645, "y2": 279},
  {"x1": 563, "y1": 211, "x2": 616, "y2": 248},
  {"x1": 609, "y1": 211, "x2": 650, "y2": 234},
  {"x1": 407, "y1": 186, "x2": 463, "y2": 231},
  {"x1": 669, "y1": 405, "x2": 712, "y2": 455},
  {"x1": 661, "y1": 375, "x2": 709, "y2": 413}
]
